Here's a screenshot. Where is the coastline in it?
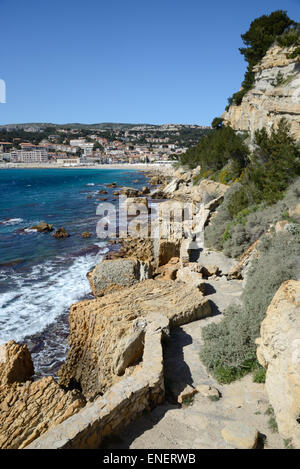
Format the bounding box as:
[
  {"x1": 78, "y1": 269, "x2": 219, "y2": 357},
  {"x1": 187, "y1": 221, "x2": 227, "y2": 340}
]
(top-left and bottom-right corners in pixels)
[{"x1": 0, "y1": 162, "x2": 173, "y2": 173}]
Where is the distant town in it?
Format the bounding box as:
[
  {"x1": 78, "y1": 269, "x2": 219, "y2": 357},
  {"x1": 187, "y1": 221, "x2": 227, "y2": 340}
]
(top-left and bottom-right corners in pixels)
[{"x1": 0, "y1": 123, "x2": 211, "y2": 166}]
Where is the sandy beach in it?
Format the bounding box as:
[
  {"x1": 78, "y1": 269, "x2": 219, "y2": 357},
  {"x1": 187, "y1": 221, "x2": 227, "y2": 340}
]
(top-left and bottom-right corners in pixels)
[{"x1": 0, "y1": 162, "x2": 173, "y2": 173}]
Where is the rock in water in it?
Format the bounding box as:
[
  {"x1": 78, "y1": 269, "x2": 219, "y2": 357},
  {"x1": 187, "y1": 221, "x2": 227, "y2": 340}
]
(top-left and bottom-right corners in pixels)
[
  {"x1": 53, "y1": 227, "x2": 70, "y2": 239},
  {"x1": 29, "y1": 221, "x2": 53, "y2": 232}
]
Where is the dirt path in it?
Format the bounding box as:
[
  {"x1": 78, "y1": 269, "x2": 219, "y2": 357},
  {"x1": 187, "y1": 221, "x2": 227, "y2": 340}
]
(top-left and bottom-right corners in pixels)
[{"x1": 102, "y1": 276, "x2": 284, "y2": 449}]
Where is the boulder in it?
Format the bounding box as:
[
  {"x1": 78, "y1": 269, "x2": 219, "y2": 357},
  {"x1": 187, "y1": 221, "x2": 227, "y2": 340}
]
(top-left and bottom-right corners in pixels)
[
  {"x1": 256, "y1": 280, "x2": 300, "y2": 448},
  {"x1": 289, "y1": 203, "x2": 300, "y2": 220},
  {"x1": 149, "y1": 176, "x2": 162, "y2": 185},
  {"x1": 221, "y1": 423, "x2": 259, "y2": 449},
  {"x1": 176, "y1": 266, "x2": 205, "y2": 292},
  {"x1": 105, "y1": 183, "x2": 117, "y2": 188},
  {"x1": 275, "y1": 220, "x2": 289, "y2": 233},
  {"x1": 98, "y1": 189, "x2": 108, "y2": 194},
  {"x1": 120, "y1": 187, "x2": 140, "y2": 197},
  {"x1": 157, "y1": 239, "x2": 181, "y2": 267},
  {"x1": 53, "y1": 227, "x2": 70, "y2": 239},
  {"x1": 0, "y1": 341, "x2": 34, "y2": 385},
  {"x1": 113, "y1": 319, "x2": 147, "y2": 376},
  {"x1": 177, "y1": 385, "x2": 197, "y2": 404},
  {"x1": 156, "y1": 257, "x2": 179, "y2": 280},
  {"x1": 196, "y1": 384, "x2": 220, "y2": 399},
  {"x1": 29, "y1": 222, "x2": 53, "y2": 232},
  {"x1": 88, "y1": 258, "x2": 151, "y2": 297},
  {"x1": 58, "y1": 279, "x2": 212, "y2": 400}
]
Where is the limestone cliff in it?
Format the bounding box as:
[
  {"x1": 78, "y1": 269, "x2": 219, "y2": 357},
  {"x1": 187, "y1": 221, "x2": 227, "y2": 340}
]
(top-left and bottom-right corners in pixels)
[{"x1": 223, "y1": 45, "x2": 300, "y2": 140}]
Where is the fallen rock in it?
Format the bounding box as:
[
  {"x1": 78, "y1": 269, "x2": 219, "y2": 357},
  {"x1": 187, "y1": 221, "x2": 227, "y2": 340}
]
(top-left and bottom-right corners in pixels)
[
  {"x1": 149, "y1": 176, "x2": 162, "y2": 185},
  {"x1": 221, "y1": 423, "x2": 259, "y2": 449},
  {"x1": 88, "y1": 258, "x2": 151, "y2": 297},
  {"x1": 29, "y1": 222, "x2": 53, "y2": 232},
  {"x1": 113, "y1": 319, "x2": 147, "y2": 376},
  {"x1": 106, "y1": 183, "x2": 117, "y2": 188},
  {"x1": 0, "y1": 341, "x2": 34, "y2": 385},
  {"x1": 256, "y1": 280, "x2": 300, "y2": 448},
  {"x1": 58, "y1": 279, "x2": 212, "y2": 400},
  {"x1": 176, "y1": 266, "x2": 205, "y2": 292},
  {"x1": 200, "y1": 264, "x2": 219, "y2": 277},
  {"x1": 53, "y1": 227, "x2": 70, "y2": 239},
  {"x1": 196, "y1": 384, "x2": 220, "y2": 399},
  {"x1": 98, "y1": 189, "x2": 108, "y2": 194},
  {"x1": 177, "y1": 385, "x2": 197, "y2": 404}
]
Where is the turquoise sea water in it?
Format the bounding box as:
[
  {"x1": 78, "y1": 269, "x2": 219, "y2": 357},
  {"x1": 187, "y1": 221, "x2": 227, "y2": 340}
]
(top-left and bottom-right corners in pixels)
[{"x1": 0, "y1": 168, "x2": 146, "y2": 375}]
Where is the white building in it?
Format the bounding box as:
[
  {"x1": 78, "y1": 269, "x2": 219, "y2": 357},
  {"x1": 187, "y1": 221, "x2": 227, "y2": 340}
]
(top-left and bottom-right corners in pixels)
[{"x1": 10, "y1": 150, "x2": 48, "y2": 163}]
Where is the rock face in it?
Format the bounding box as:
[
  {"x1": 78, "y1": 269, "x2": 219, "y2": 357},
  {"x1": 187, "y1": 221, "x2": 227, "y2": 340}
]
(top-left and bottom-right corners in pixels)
[
  {"x1": 58, "y1": 279, "x2": 212, "y2": 400},
  {"x1": 223, "y1": 45, "x2": 300, "y2": 140},
  {"x1": 0, "y1": 377, "x2": 85, "y2": 449},
  {"x1": 0, "y1": 341, "x2": 85, "y2": 449},
  {"x1": 88, "y1": 258, "x2": 151, "y2": 297},
  {"x1": 0, "y1": 341, "x2": 34, "y2": 385},
  {"x1": 256, "y1": 280, "x2": 300, "y2": 448}
]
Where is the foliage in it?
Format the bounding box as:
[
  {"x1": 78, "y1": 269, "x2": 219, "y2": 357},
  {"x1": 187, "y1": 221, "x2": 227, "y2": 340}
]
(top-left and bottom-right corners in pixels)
[
  {"x1": 253, "y1": 366, "x2": 266, "y2": 383},
  {"x1": 179, "y1": 126, "x2": 249, "y2": 182},
  {"x1": 200, "y1": 232, "x2": 300, "y2": 383},
  {"x1": 211, "y1": 117, "x2": 224, "y2": 129},
  {"x1": 228, "y1": 11, "x2": 294, "y2": 106},
  {"x1": 205, "y1": 120, "x2": 300, "y2": 257}
]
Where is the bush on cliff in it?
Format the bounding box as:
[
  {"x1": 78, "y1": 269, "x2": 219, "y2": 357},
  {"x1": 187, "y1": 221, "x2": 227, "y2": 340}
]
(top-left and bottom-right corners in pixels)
[
  {"x1": 179, "y1": 125, "x2": 249, "y2": 182},
  {"x1": 204, "y1": 120, "x2": 300, "y2": 257},
  {"x1": 200, "y1": 232, "x2": 300, "y2": 383},
  {"x1": 228, "y1": 10, "x2": 294, "y2": 106}
]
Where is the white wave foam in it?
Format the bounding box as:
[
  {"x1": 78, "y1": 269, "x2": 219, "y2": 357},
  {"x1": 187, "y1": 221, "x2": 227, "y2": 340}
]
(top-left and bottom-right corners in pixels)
[
  {"x1": 0, "y1": 243, "x2": 109, "y2": 344},
  {"x1": 1, "y1": 218, "x2": 23, "y2": 226},
  {"x1": 86, "y1": 183, "x2": 95, "y2": 186}
]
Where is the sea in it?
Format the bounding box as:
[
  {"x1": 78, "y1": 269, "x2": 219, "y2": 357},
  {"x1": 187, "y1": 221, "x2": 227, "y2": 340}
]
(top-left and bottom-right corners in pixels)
[{"x1": 0, "y1": 168, "x2": 147, "y2": 377}]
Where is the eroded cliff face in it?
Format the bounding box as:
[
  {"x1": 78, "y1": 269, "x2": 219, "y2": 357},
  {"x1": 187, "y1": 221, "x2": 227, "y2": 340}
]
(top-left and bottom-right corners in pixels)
[{"x1": 223, "y1": 45, "x2": 300, "y2": 140}]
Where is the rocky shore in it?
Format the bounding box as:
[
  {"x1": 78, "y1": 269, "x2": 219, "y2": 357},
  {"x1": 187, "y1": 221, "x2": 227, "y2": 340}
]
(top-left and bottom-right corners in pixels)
[{"x1": 1, "y1": 165, "x2": 299, "y2": 449}]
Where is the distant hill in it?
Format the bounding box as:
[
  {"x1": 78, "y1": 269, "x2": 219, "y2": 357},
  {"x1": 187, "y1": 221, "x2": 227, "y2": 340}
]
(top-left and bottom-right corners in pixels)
[{"x1": 0, "y1": 122, "x2": 156, "y2": 131}]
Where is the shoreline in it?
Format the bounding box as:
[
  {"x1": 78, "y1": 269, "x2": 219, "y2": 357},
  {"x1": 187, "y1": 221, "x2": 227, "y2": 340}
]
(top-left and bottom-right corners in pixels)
[{"x1": 0, "y1": 163, "x2": 173, "y2": 173}]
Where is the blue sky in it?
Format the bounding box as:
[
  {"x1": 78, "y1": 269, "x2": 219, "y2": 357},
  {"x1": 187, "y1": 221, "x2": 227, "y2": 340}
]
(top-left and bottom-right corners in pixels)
[{"x1": 0, "y1": 0, "x2": 299, "y2": 126}]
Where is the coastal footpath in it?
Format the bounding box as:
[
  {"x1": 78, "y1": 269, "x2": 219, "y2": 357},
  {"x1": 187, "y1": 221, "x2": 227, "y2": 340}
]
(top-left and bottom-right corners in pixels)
[{"x1": 1, "y1": 165, "x2": 299, "y2": 449}]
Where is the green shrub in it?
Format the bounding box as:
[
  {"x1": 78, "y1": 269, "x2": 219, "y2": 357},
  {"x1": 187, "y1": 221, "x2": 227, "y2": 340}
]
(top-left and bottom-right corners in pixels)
[
  {"x1": 200, "y1": 232, "x2": 300, "y2": 383},
  {"x1": 228, "y1": 11, "x2": 294, "y2": 106},
  {"x1": 253, "y1": 366, "x2": 266, "y2": 383},
  {"x1": 179, "y1": 126, "x2": 249, "y2": 179}
]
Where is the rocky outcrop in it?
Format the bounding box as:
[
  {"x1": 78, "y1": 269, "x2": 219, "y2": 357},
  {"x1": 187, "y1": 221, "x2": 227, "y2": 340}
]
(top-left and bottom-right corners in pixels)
[
  {"x1": 223, "y1": 45, "x2": 300, "y2": 140},
  {"x1": 58, "y1": 279, "x2": 212, "y2": 401},
  {"x1": 0, "y1": 341, "x2": 85, "y2": 449},
  {"x1": 256, "y1": 280, "x2": 300, "y2": 448},
  {"x1": 0, "y1": 341, "x2": 33, "y2": 385},
  {"x1": 88, "y1": 258, "x2": 151, "y2": 297},
  {"x1": 0, "y1": 377, "x2": 84, "y2": 449},
  {"x1": 53, "y1": 227, "x2": 70, "y2": 239}
]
